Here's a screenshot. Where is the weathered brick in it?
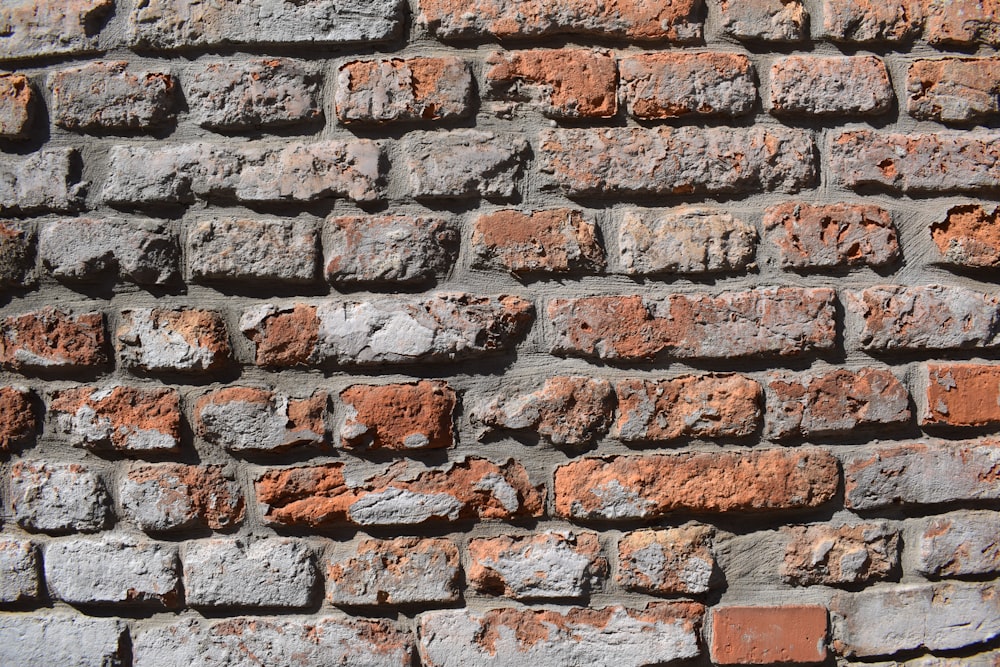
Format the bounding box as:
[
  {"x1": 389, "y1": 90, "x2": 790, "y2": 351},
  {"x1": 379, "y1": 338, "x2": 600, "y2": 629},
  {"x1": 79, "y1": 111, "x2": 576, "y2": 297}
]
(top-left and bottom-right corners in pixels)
[
  {"x1": 325, "y1": 215, "x2": 458, "y2": 285},
  {"x1": 0, "y1": 221, "x2": 35, "y2": 287},
  {"x1": 0, "y1": 539, "x2": 40, "y2": 603},
  {"x1": 763, "y1": 202, "x2": 899, "y2": 270},
  {"x1": 614, "y1": 375, "x2": 761, "y2": 442},
  {"x1": 555, "y1": 448, "x2": 839, "y2": 520},
  {"x1": 44, "y1": 536, "x2": 180, "y2": 608},
  {"x1": 770, "y1": 56, "x2": 892, "y2": 116},
  {"x1": 931, "y1": 204, "x2": 1000, "y2": 268},
  {"x1": 924, "y1": 0, "x2": 1000, "y2": 46},
  {"x1": 549, "y1": 288, "x2": 836, "y2": 362},
  {"x1": 830, "y1": 131, "x2": 1000, "y2": 194},
  {"x1": 472, "y1": 209, "x2": 605, "y2": 276},
  {"x1": 908, "y1": 58, "x2": 1000, "y2": 124},
  {"x1": 183, "y1": 538, "x2": 316, "y2": 609},
  {"x1": 924, "y1": 363, "x2": 1000, "y2": 428},
  {"x1": 619, "y1": 207, "x2": 756, "y2": 276},
  {"x1": 50, "y1": 61, "x2": 176, "y2": 131},
  {"x1": 102, "y1": 141, "x2": 385, "y2": 205},
  {"x1": 485, "y1": 49, "x2": 616, "y2": 119},
  {"x1": 404, "y1": 131, "x2": 528, "y2": 200},
  {"x1": 418, "y1": 0, "x2": 704, "y2": 41},
  {"x1": 241, "y1": 294, "x2": 533, "y2": 368},
  {"x1": 765, "y1": 368, "x2": 910, "y2": 440},
  {"x1": 711, "y1": 605, "x2": 828, "y2": 665},
  {"x1": 822, "y1": 0, "x2": 922, "y2": 42},
  {"x1": 117, "y1": 308, "x2": 230, "y2": 374},
  {"x1": 129, "y1": 0, "x2": 404, "y2": 50},
  {"x1": 187, "y1": 59, "x2": 322, "y2": 131},
  {"x1": 620, "y1": 52, "x2": 755, "y2": 119},
  {"x1": 844, "y1": 440, "x2": 1000, "y2": 510},
  {"x1": 419, "y1": 603, "x2": 703, "y2": 667},
  {"x1": 340, "y1": 381, "x2": 455, "y2": 451},
  {"x1": 846, "y1": 285, "x2": 1000, "y2": 352},
  {"x1": 39, "y1": 217, "x2": 179, "y2": 285},
  {"x1": 782, "y1": 522, "x2": 899, "y2": 586},
  {"x1": 916, "y1": 510, "x2": 1000, "y2": 578},
  {"x1": 327, "y1": 537, "x2": 459, "y2": 606},
  {"x1": 718, "y1": 0, "x2": 808, "y2": 41},
  {"x1": 0, "y1": 73, "x2": 35, "y2": 139},
  {"x1": 187, "y1": 217, "x2": 318, "y2": 284},
  {"x1": 540, "y1": 127, "x2": 816, "y2": 196},
  {"x1": 256, "y1": 457, "x2": 544, "y2": 528},
  {"x1": 0, "y1": 0, "x2": 113, "y2": 61},
  {"x1": 120, "y1": 463, "x2": 245, "y2": 532},
  {"x1": 617, "y1": 525, "x2": 716, "y2": 595},
  {"x1": 50, "y1": 385, "x2": 181, "y2": 453},
  {"x1": 336, "y1": 57, "x2": 472, "y2": 124},
  {"x1": 831, "y1": 582, "x2": 1000, "y2": 658},
  {"x1": 850, "y1": 650, "x2": 1000, "y2": 667},
  {"x1": 468, "y1": 531, "x2": 606, "y2": 600},
  {"x1": 11, "y1": 460, "x2": 112, "y2": 533},
  {"x1": 0, "y1": 615, "x2": 126, "y2": 667},
  {"x1": 472, "y1": 376, "x2": 615, "y2": 446},
  {"x1": 0, "y1": 386, "x2": 36, "y2": 452},
  {"x1": 196, "y1": 387, "x2": 326, "y2": 454},
  {"x1": 0, "y1": 148, "x2": 83, "y2": 214},
  {"x1": 0, "y1": 307, "x2": 106, "y2": 372}
]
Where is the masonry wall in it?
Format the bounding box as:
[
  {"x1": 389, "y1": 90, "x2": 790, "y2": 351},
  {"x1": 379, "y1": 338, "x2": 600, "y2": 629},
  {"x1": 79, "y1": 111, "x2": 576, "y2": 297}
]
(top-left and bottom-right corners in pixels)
[{"x1": 0, "y1": 0, "x2": 999, "y2": 665}]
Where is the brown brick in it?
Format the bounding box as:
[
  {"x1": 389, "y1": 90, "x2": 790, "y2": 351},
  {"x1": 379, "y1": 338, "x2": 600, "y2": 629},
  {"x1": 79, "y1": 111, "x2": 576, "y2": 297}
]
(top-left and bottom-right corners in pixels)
[
  {"x1": 770, "y1": 56, "x2": 893, "y2": 116},
  {"x1": 404, "y1": 131, "x2": 527, "y2": 200},
  {"x1": 763, "y1": 202, "x2": 899, "y2": 269},
  {"x1": 195, "y1": 387, "x2": 327, "y2": 453},
  {"x1": 822, "y1": 0, "x2": 922, "y2": 43},
  {"x1": 471, "y1": 209, "x2": 604, "y2": 276},
  {"x1": 120, "y1": 463, "x2": 245, "y2": 532},
  {"x1": 617, "y1": 525, "x2": 716, "y2": 595},
  {"x1": 0, "y1": 221, "x2": 35, "y2": 288},
  {"x1": 50, "y1": 61, "x2": 176, "y2": 132},
  {"x1": 931, "y1": 204, "x2": 1000, "y2": 268},
  {"x1": 336, "y1": 57, "x2": 472, "y2": 124},
  {"x1": 340, "y1": 381, "x2": 456, "y2": 451},
  {"x1": 782, "y1": 522, "x2": 899, "y2": 586},
  {"x1": 908, "y1": 58, "x2": 1000, "y2": 124},
  {"x1": 718, "y1": 0, "x2": 808, "y2": 42},
  {"x1": 0, "y1": 386, "x2": 36, "y2": 451},
  {"x1": 711, "y1": 605, "x2": 828, "y2": 665},
  {"x1": 50, "y1": 385, "x2": 181, "y2": 453},
  {"x1": 923, "y1": 363, "x2": 1000, "y2": 427},
  {"x1": 620, "y1": 52, "x2": 756, "y2": 119},
  {"x1": 117, "y1": 308, "x2": 231, "y2": 374},
  {"x1": 485, "y1": 49, "x2": 616, "y2": 119},
  {"x1": 554, "y1": 448, "x2": 839, "y2": 520},
  {"x1": 0, "y1": 307, "x2": 106, "y2": 372},
  {"x1": 187, "y1": 217, "x2": 318, "y2": 285},
  {"x1": 0, "y1": 73, "x2": 35, "y2": 139},
  {"x1": 0, "y1": 0, "x2": 113, "y2": 61},
  {"x1": 327, "y1": 537, "x2": 460, "y2": 606},
  {"x1": 924, "y1": 0, "x2": 1000, "y2": 47}
]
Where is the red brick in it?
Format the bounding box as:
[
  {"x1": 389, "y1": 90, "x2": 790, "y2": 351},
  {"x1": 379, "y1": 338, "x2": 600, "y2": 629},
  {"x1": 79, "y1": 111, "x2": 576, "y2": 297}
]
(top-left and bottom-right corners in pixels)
[
  {"x1": 711, "y1": 605, "x2": 828, "y2": 665},
  {"x1": 931, "y1": 204, "x2": 1000, "y2": 267},
  {"x1": 0, "y1": 386, "x2": 36, "y2": 451},
  {"x1": 340, "y1": 381, "x2": 456, "y2": 451},
  {"x1": 822, "y1": 0, "x2": 922, "y2": 43},
  {"x1": 195, "y1": 387, "x2": 327, "y2": 453},
  {"x1": 617, "y1": 525, "x2": 716, "y2": 595},
  {"x1": 117, "y1": 308, "x2": 231, "y2": 374},
  {"x1": 763, "y1": 202, "x2": 899, "y2": 269},
  {"x1": 0, "y1": 0, "x2": 113, "y2": 61},
  {"x1": 485, "y1": 49, "x2": 616, "y2": 119},
  {"x1": 50, "y1": 385, "x2": 181, "y2": 453},
  {"x1": 120, "y1": 463, "x2": 245, "y2": 532},
  {"x1": 327, "y1": 537, "x2": 460, "y2": 606},
  {"x1": 924, "y1": 0, "x2": 1000, "y2": 47},
  {"x1": 0, "y1": 307, "x2": 106, "y2": 372},
  {"x1": 923, "y1": 363, "x2": 1000, "y2": 427},
  {"x1": 782, "y1": 522, "x2": 899, "y2": 586},
  {"x1": 472, "y1": 209, "x2": 604, "y2": 276},
  {"x1": 770, "y1": 56, "x2": 893, "y2": 116},
  {"x1": 0, "y1": 73, "x2": 35, "y2": 139},
  {"x1": 908, "y1": 58, "x2": 1000, "y2": 123},
  {"x1": 620, "y1": 52, "x2": 756, "y2": 119},
  {"x1": 336, "y1": 57, "x2": 472, "y2": 124},
  {"x1": 49, "y1": 61, "x2": 177, "y2": 132},
  {"x1": 718, "y1": 0, "x2": 808, "y2": 41}
]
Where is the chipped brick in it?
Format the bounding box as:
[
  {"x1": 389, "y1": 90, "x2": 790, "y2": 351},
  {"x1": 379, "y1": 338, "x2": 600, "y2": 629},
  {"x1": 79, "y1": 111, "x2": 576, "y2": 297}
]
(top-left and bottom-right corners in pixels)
[
  {"x1": 196, "y1": 387, "x2": 326, "y2": 453},
  {"x1": 617, "y1": 525, "x2": 716, "y2": 595},
  {"x1": 782, "y1": 522, "x2": 899, "y2": 586},
  {"x1": 120, "y1": 463, "x2": 244, "y2": 532},
  {"x1": 327, "y1": 537, "x2": 460, "y2": 606},
  {"x1": 117, "y1": 308, "x2": 230, "y2": 374},
  {"x1": 340, "y1": 381, "x2": 455, "y2": 451},
  {"x1": 336, "y1": 57, "x2": 472, "y2": 124},
  {"x1": 50, "y1": 385, "x2": 181, "y2": 453}
]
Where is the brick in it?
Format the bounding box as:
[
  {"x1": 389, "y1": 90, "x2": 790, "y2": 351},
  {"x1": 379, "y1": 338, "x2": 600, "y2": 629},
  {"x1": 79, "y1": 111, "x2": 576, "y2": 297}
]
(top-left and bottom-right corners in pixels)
[
  {"x1": 120, "y1": 463, "x2": 245, "y2": 532},
  {"x1": 0, "y1": 221, "x2": 35, "y2": 287},
  {"x1": 770, "y1": 56, "x2": 892, "y2": 116},
  {"x1": 50, "y1": 61, "x2": 176, "y2": 131},
  {"x1": 620, "y1": 52, "x2": 755, "y2": 119},
  {"x1": 852, "y1": 650, "x2": 1000, "y2": 667},
  {"x1": 847, "y1": 285, "x2": 1000, "y2": 352},
  {"x1": 39, "y1": 217, "x2": 179, "y2": 285},
  {"x1": 718, "y1": 0, "x2": 808, "y2": 41},
  {"x1": 822, "y1": 0, "x2": 922, "y2": 42},
  {"x1": 765, "y1": 368, "x2": 910, "y2": 440},
  {"x1": 129, "y1": 0, "x2": 404, "y2": 50},
  {"x1": 782, "y1": 522, "x2": 899, "y2": 586},
  {"x1": 617, "y1": 525, "x2": 716, "y2": 595},
  {"x1": 931, "y1": 204, "x2": 1000, "y2": 268},
  {"x1": 187, "y1": 59, "x2": 322, "y2": 131},
  {"x1": 830, "y1": 131, "x2": 1000, "y2": 194},
  {"x1": 614, "y1": 375, "x2": 761, "y2": 442},
  {"x1": 924, "y1": 363, "x2": 1000, "y2": 427},
  {"x1": 924, "y1": 0, "x2": 1000, "y2": 46},
  {"x1": 472, "y1": 376, "x2": 615, "y2": 446},
  {"x1": 241, "y1": 294, "x2": 534, "y2": 368},
  {"x1": 763, "y1": 202, "x2": 899, "y2": 270},
  {"x1": 327, "y1": 537, "x2": 459, "y2": 606},
  {"x1": 0, "y1": 539, "x2": 40, "y2": 603},
  {"x1": 340, "y1": 381, "x2": 455, "y2": 451},
  {"x1": 549, "y1": 288, "x2": 836, "y2": 362},
  {"x1": 0, "y1": 386, "x2": 36, "y2": 451},
  {"x1": 0, "y1": 615, "x2": 127, "y2": 667},
  {"x1": 183, "y1": 538, "x2": 316, "y2": 609},
  {"x1": 844, "y1": 441, "x2": 1000, "y2": 510},
  {"x1": 0, "y1": 73, "x2": 35, "y2": 139},
  {"x1": 0, "y1": 307, "x2": 106, "y2": 372},
  {"x1": 102, "y1": 141, "x2": 385, "y2": 205},
  {"x1": 908, "y1": 58, "x2": 1000, "y2": 124},
  {"x1": 831, "y1": 582, "x2": 1000, "y2": 657},
  {"x1": 916, "y1": 510, "x2": 1000, "y2": 578},
  {"x1": 336, "y1": 57, "x2": 472, "y2": 124},
  {"x1": 187, "y1": 217, "x2": 318, "y2": 284},
  {"x1": 0, "y1": 0, "x2": 113, "y2": 61},
  {"x1": 485, "y1": 49, "x2": 616, "y2": 119},
  {"x1": 711, "y1": 605, "x2": 828, "y2": 665},
  {"x1": 133, "y1": 616, "x2": 413, "y2": 667},
  {"x1": 11, "y1": 460, "x2": 112, "y2": 533},
  {"x1": 50, "y1": 385, "x2": 181, "y2": 453},
  {"x1": 196, "y1": 387, "x2": 326, "y2": 454},
  {"x1": 471, "y1": 209, "x2": 605, "y2": 276},
  {"x1": 44, "y1": 536, "x2": 179, "y2": 608},
  {"x1": 256, "y1": 457, "x2": 544, "y2": 528},
  {"x1": 619, "y1": 207, "x2": 756, "y2": 276},
  {"x1": 117, "y1": 308, "x2": 230, "y2": 374},
  {"x1": 540, "y1": 127, "x2": 816, "y2": 196},
  {"x1": 0, "y1": 148, "x2": 83, "y2": 214},
  {"x1": 325, "y1": 215, "x2": 458, "y2": 285},
  {"x1": 555, "y1": 448, "x2": 839, "y2": 520},
  {"x1": 404, "y1": 131, "x2": 528, "y2": 200},
  {"x1": 468, "y1": 531, "x2": 606, "y2": 600},
  {"x1": 419, "y1": 603, "x2": 703, "y2": 667}
]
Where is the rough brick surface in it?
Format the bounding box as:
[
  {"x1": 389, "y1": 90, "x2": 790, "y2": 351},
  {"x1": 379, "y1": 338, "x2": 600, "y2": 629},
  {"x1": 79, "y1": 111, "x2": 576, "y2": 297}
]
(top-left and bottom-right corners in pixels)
[
  {"x1": 908, "y1": 58, "x2": 1000, "y2": 123},
  {"x1": 763, "y1": 203, "x2": 899, "y2": 270},
  {"x1": 770, "y1": 56, "x2": 893, "y2": 116},
  {"x1": 924, "y1": 0, "x2": 1000, "y2": 46},
  {"x1": 187, "y1": 217, "x2": 318, "y2": 284},
  {"x1": 0, "y1": 149, "x2": 83, "y2": 214},
  {"x1": 0, "y1": 221, "x2": 35, "y2": 287},
  {"x1": 404, "y1": 131, "x2": 528, "y2": 200},
  {"x1": 931, "y1": 204, "x2": 1000, "y2": 268},
  {"x1": 117, "y1": 308, "x2": 231, "y2": 374},
  {"x1": 718, "y1": 0, "x2": 807, "y2": 41},
  {"x1": 0, "y1": 539, "x2": 41, "y2": 603},
  {"x1": 620, "y1": 52, "x2": 756, "y2": 119},
  {"x1": 0, "y1": 0, "x2": 113, "y2": 61},
  {"x1": 11, "y1": 460, "x2": 112, "y2": 534},
  {"x1": 924, "y1": 363, "x2": 1000, "y2": 427},
  {"x1": 472, "y1": 209, "x2": 604, "y2": 276},
  {"x1": 340, "y1": 381, "x2": 455, "y2": 451},
  {"x1": 196, "y1": 387, "x2": 326, "y2": 453},
  {"x1": 0, "y1": 615, "x2": 126, "y2": 667},
  {"x1": 0, "y1": 386, "x2": 36, "y2": 451},
  {"x1": 0, "y1": 73, "x2": 35, "y2": 139},
  {"x1": 822, "y1": 0, "x2": 923, "y2": 43},
  {"x1": 486, "y1": 49, "x2": 617, "y2": 119},
  {"x1": 0, "y1": 307, "x2": 106, "y2": 372},
  {"x1": 337, "y1": 57, "x2": 473, "y2": 124},
  {"x1": 120, "y1": 463, "x2": 245, "y2": 532},
  {"x1": 50, "y1": 385, "x2": 181, "y2": 452},
  {"x1": 711, "y1": 605, "x2": 828, "y2": 665},
  {"x1": 782, "y1": 522, "x2": 900, "y2": 586},
  {"x1": 916, "y1": 510, "x2": 1000, "y2": 578},
  {"x1": 327, "y1": 537, "x2": 460, "y2": 606},
  {"x1": 50, "y1": 61, "x2": 177, "y2": 131},
  {"x1": 617, "y1": 525, "x2": 716, "y2": 595}
]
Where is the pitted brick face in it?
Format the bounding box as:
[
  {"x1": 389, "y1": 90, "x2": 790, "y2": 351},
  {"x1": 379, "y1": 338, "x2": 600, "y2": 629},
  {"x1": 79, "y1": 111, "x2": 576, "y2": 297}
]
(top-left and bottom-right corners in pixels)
[
  {"x1": 50, "y1": 385, "x2": 181, "y2": 452},
  {"x1": 0, "y1": 386, "x2": 36, "y2": 451},
  {"x1": 340, "y1": 381, "x2": 456, "y2": 451},
  {"x1": 617, "y1": 525, "x2": 716, "y2": 595},
  {"x1": 0, "y1": 308, "x2": 107, "y2": 371},
  {"x1": 120, "y1": 463, "x2": 245, "y2": 532},
  {"x1": 931, "y1": 204, "x2": 1000, "y2": 267},
  {"x1": 0, "y1": 74, "x2": 36, "y2": 139},
  {"x1": 782, "y1": 522, "x2": 900, "y2": 586},
  {"x1": 117, "y1": 308, "x2": 231, "y2": 374},
  {"x1": 472, "y1": 209, "x2": 605, "y2": 275}
]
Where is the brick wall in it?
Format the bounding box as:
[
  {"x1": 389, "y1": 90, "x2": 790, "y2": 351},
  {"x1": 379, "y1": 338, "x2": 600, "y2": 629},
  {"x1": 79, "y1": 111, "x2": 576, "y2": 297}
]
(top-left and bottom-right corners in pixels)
[{"x1": 1, "y1": 0, "x2": 999, "y2": 665}]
